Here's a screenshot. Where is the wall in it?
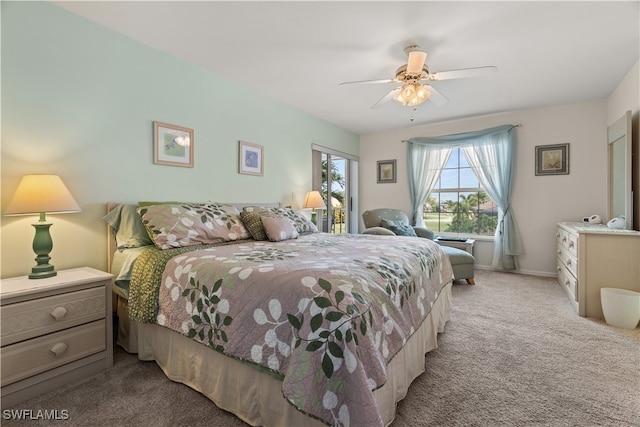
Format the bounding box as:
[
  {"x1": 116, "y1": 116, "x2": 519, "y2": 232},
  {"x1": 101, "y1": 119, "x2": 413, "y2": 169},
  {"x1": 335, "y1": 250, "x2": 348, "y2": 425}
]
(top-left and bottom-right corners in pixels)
[
  {"x1": 606, "y1": 60, "x2": 639, "y2": 230},
  {"x1": 359, "y1": 101, "x2": 608, "y2": 276},
  {"x1": 0, "y1": 2, "x2": 359, "y2": 278}
]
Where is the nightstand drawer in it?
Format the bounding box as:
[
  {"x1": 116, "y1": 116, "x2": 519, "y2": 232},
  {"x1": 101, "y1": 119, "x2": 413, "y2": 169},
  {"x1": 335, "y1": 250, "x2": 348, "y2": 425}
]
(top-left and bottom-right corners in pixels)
[
  {"x1": 1, "y1": 287, "x2": 105, "y2": 346},
  {"x1": 1, "y1": 320, "x2": 106, "y2": 386}
]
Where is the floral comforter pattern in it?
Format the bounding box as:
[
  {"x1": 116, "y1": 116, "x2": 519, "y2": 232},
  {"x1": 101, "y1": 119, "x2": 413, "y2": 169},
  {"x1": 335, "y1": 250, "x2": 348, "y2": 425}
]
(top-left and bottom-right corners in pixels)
[{"x1": 130, "y1": 233, "x2": 452, "y2": 426}]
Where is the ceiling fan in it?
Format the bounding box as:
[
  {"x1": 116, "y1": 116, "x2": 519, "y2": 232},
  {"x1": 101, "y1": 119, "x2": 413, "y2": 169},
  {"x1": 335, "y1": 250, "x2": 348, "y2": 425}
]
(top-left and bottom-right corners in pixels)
[{"x1": 340, "y1": 45, "x2": 497, "y2": 110}]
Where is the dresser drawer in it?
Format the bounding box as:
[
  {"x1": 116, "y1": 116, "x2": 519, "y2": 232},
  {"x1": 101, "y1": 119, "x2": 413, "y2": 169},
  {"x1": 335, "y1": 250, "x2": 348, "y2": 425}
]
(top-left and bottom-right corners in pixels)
[
  {"x1": 1, "y1": 287, "x2": 105, "y2": 346},
  {"x1": 565, "y1": 230, "x2": 578, "y2": 257},
  {"x1": 1, "y1": 320, "x2": 106, "y2": 386},
  {"x1": 557, "y1": 245, "x2": 578, "y2": 278},
  {"x1": 557, "y1": 228, "x2": 578, "y2": 257},
  {"x1": 557, "y1": 260, "x2": 577, "y2": 301}
]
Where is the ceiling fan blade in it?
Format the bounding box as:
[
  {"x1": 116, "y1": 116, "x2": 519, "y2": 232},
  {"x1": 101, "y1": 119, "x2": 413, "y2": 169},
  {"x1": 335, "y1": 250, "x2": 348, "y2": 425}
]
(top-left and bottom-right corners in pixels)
[
  {"x1": 371, "y1": 87, "x2": 401, "y2": 109},
  {"x1": 339, "y1": 78, "x2": 397, "y2": 86},
  {"x1": 424, "y1": 85, "x2": 448, "y2": 106},
  {"x1": 429, "y1": 66, "x2": 497, "y2": 81},
  {"x1": 406, "y1": 51, "x2": 427, "y2": 74}
]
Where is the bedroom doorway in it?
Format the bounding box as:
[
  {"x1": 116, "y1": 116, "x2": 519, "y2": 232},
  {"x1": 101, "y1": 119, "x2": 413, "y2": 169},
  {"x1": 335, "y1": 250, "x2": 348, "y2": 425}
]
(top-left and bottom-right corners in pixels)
[{"x1": 311, "y1": 145, "x2": 359, "y2": 234}]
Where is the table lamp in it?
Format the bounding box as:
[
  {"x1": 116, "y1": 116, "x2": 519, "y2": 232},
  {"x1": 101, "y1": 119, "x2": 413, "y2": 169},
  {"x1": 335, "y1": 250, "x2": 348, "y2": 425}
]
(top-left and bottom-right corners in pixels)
[
  {"x1": 4, "y1": 175, "x2": 81, "y2": 279},
  {"x1": 302, "y1": 190, "x2": 326, "y2": 225}
]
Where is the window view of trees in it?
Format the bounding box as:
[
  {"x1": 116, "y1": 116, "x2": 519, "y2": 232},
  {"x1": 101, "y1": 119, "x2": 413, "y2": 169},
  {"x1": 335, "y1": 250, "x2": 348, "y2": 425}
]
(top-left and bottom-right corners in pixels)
[
  {"x1": 425, "y1": 148, "x2": 498, "y2": 236},
  {"x1": 321, "y1": 159, "x2": 345, "y2": 207},
  {"x1": 321, "y1": 156, "x2": 347, "y2": 233}
]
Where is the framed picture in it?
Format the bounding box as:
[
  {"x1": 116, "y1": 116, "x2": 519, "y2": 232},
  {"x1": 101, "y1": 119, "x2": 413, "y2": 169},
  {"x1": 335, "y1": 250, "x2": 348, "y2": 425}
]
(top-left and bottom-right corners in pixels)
[
  {"x1": 535, "y1": 144, "x2": 570, "y2": 176},
  {"x1": 153, "y1": 121, "x2": 194, "y2": 167},
  {"x1": 377, "y1": 159, "x2": 397, "y2": 183},
  {"x1": 238, "y1": 141, "x2": 264, "y2": 176}
]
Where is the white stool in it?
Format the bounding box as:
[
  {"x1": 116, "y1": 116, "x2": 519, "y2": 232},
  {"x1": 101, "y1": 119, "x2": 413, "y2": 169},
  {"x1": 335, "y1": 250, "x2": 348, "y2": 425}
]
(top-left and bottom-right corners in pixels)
[{"x1": 600, "y1": 288, "x2": 640, "y2": 329}]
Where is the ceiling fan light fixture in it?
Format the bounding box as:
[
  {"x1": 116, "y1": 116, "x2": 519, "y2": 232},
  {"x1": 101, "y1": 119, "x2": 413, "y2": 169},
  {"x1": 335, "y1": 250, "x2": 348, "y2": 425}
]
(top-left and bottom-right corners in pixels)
[{"x1": 394, "y1": 82, "x2": 430, "y2": 107}]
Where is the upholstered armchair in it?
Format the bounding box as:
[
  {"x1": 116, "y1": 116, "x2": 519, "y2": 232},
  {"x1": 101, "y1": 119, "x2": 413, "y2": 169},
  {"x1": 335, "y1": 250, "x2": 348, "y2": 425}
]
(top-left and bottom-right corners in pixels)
[
  {"x1": 362, "y1": 208, "x2": 435, "y2": 240},
  {"x1": 361, "y1": 208, "x2": 475, "y2": 285}
]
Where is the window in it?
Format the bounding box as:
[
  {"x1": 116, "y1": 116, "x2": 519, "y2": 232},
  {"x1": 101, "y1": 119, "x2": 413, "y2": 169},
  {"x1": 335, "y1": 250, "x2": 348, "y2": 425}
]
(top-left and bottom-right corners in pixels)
[{"x1": 424, "y1": 148, "x2": 498, "y2": 236}]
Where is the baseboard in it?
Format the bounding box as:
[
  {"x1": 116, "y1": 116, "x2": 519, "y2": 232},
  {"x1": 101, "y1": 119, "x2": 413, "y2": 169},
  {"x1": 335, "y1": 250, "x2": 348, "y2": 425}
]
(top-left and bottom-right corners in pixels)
[{"x1": 474, "y1": 264, "x2": 557, "y2": 278}]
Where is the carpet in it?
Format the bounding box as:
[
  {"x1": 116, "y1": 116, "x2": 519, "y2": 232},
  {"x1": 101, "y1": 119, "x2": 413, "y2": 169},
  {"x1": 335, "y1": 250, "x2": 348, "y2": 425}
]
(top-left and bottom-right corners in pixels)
[{"x1": 3, "y1": 270, "x2": 639, "y2": 426}]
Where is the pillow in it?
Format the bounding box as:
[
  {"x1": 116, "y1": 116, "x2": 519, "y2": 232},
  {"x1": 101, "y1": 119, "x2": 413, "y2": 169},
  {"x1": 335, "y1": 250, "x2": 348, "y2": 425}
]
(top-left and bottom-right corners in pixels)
[
  {"x1": 137, "y1": 203, "x2": 250, "y2": 249},
  {"x1": 240, "y1": 210, "x2": 270, "y2": 241},
  {"x1": 241, "y1": 206, "x2": 317, "y2": 238},
  {"x1": 261, "y1": 216, "x2": 299, "y2": 242},
  {"x1": 208, "y1": 202, "x2": 251, "y2": 240},
  {"x1": 103, "y1": 204, "x2": 153, "y2": 249},
  {"x1": 381, "y1": 218, "x2": 418, "y2": 237},
  {"x1": 278, "y1": 207, "x2": 318, "y2": 234},
  {"x1": 242, "y1": 205, "x2": 271, "y2": 213},
  {"x1": 137, "y1": 201, "x2": 196, "y2": 207}
]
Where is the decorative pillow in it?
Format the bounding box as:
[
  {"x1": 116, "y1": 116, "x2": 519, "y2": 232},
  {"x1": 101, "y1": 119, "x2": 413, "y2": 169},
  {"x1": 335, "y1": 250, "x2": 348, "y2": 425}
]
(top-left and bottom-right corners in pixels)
[
  {"x1": 241, "y1": 206, "x2": 317, "y2": 237},
  {"x1": 240, "y1": 210, "x2": 270, "y2": 241},
  {"x1": 208, "y1": 202, "x2": 251, "y2": 239},
  {"x1": 278, "y1": 207, "x2": 318, "y2": 234},
  {"x1": 242, "y1": 205, "x2": 271, "y2": 214},
  {"x1": 103, "y1": 204, "x2": 153, "y2": 249},
  {"x1": 261, "y1": 216, "x2": 299, "y2": 242},
  {"x1": 381, "y1": 218, "x2": 418, "y2": 237},
  {"x1": 138, "y1": 201, "x2": 200, "y2": 207},
  {"x1": 137, "y1": 203, "x2": 250, "y2": 249}
]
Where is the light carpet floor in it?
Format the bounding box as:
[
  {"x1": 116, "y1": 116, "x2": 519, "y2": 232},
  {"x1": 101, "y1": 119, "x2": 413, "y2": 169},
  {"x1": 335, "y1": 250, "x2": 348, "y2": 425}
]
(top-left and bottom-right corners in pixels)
[{"x1": 3, "y1": 270, "x2": 639, "y2": 426}]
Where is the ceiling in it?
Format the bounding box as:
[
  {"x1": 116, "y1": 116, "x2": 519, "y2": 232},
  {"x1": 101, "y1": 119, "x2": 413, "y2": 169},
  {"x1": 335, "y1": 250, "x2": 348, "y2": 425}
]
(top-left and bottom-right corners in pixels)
[{"x1": 54, "y1": 1, "x2": 639, "y2": 135}]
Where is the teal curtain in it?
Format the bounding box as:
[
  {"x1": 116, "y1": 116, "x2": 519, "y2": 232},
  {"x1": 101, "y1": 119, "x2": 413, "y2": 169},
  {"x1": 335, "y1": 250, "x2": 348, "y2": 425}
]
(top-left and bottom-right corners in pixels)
[{"x1": 408, "y1": 125, "x2": 523, "y2": 270}]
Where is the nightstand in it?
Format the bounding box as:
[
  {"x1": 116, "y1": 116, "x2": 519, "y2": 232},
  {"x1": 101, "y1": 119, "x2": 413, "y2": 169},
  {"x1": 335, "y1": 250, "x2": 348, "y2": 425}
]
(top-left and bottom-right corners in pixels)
[
  {"x1": 434, "y1": 237, "x2": 475, "y2": 255},
  {"x1": 0, "y1": 267, "x2": 113, "y2": 408}
]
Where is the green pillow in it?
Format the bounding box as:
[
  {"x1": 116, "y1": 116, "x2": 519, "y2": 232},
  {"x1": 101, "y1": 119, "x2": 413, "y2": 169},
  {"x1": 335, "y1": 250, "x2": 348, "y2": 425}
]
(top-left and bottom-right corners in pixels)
[{"x1": 103, "y1": 204, "x2": 153, "y2": 249}]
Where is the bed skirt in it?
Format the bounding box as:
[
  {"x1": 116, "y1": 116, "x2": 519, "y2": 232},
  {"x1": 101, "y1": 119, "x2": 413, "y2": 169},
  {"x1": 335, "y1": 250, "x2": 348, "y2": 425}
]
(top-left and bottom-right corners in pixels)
[{"x1": 121, "y1": 282, "x2": 452, "y2": 426}]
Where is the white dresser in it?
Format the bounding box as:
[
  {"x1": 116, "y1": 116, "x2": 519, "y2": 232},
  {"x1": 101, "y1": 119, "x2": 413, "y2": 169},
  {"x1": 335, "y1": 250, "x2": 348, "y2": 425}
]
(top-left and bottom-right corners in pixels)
[
  {"x1": 0, "y1": 267, "x2": 113, "y2": 408},
  {"x1": 556, "y1": 222, "x2": 640, "y2": 318}
]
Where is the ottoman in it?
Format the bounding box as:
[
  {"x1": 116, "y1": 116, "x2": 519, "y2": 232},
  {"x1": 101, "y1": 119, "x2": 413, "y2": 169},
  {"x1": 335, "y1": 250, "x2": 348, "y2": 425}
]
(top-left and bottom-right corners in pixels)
[{"x1": 440, "y1": 245, "x2": 475, "y2": 285}]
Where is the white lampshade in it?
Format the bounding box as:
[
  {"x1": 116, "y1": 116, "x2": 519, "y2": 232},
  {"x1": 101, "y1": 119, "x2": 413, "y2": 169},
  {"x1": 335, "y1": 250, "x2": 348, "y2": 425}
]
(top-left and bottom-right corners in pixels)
[
  {"x1": 5, "y1": 175, "x2": 81, "y2": 216},
  {"x1": 302, "y1": 190, "x2": 326, "y2": 210}
]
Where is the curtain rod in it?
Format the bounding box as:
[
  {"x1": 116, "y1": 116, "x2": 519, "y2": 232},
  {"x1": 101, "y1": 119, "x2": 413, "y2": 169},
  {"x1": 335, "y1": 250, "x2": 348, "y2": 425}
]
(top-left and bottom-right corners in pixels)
[{"x1": 400, "y1": 124, "x2": 522, "y2": 143}]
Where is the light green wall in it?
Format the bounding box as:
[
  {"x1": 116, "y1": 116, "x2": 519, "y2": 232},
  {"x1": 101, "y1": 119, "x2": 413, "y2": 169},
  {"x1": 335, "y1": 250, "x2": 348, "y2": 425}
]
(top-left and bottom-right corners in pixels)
[{"x1": 1, "y1": 2, "x2": 359, "y2": 278}]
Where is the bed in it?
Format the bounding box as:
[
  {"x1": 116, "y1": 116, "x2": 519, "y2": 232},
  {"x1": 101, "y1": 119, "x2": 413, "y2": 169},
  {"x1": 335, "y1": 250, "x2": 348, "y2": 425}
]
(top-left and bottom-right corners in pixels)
[{"x1": 105, "y1": 202, "x2": 453, "y2": 427}]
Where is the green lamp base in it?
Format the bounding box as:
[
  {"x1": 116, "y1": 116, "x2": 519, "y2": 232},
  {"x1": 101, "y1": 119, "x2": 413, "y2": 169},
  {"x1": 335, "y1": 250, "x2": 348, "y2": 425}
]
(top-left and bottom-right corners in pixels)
[
  {"x1": 29, "y1": 219, "x2": 57, "y2": 279},
  {"x1": 29, "y1": 265, "x2": 57, "y2": 279},
  {"x1": 311, "y1": 211, "x2": 317, "y2": 225}
]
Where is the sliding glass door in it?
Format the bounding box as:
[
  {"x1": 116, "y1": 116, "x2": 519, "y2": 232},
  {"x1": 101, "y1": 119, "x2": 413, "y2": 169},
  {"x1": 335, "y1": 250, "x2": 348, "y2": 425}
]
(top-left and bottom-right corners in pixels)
[{"x1": 312, "y1": 146, "x2": 358, "y2": 234}]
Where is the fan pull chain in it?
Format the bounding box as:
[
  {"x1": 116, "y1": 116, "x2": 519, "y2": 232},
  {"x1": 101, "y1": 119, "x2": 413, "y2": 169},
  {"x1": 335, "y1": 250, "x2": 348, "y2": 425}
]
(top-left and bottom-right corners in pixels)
[{"x1": 410, "y1": 107, "x2": 417, "y2": 122}]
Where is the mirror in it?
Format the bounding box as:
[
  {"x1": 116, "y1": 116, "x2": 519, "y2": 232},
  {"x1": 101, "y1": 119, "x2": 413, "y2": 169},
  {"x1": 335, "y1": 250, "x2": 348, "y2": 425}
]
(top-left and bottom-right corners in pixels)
[{"x1": 607, "y1": 110, "x2": 632, "y2": 229}]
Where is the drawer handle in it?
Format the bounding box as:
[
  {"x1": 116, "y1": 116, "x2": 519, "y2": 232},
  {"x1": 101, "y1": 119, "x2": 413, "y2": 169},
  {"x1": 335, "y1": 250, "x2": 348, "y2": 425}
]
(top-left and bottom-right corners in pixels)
[
  {"x1": 566, "y1": 259, "x2": 572, "y2": 267},
  {"x1": 50, "y1": 342, "x2": 68, "y2": 356},
  {"x1": 569, "y1": 241, "x2": 575, "y2": 249},
  {"x1": 50, "y1": 306, "x2": 68, "y2": 321}
]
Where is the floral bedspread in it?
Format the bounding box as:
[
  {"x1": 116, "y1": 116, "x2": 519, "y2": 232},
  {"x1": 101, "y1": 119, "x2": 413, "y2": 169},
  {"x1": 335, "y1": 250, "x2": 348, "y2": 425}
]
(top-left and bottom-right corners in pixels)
[{"x1": 130, "y1": 233, "x2": 452, "y2": 426}]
